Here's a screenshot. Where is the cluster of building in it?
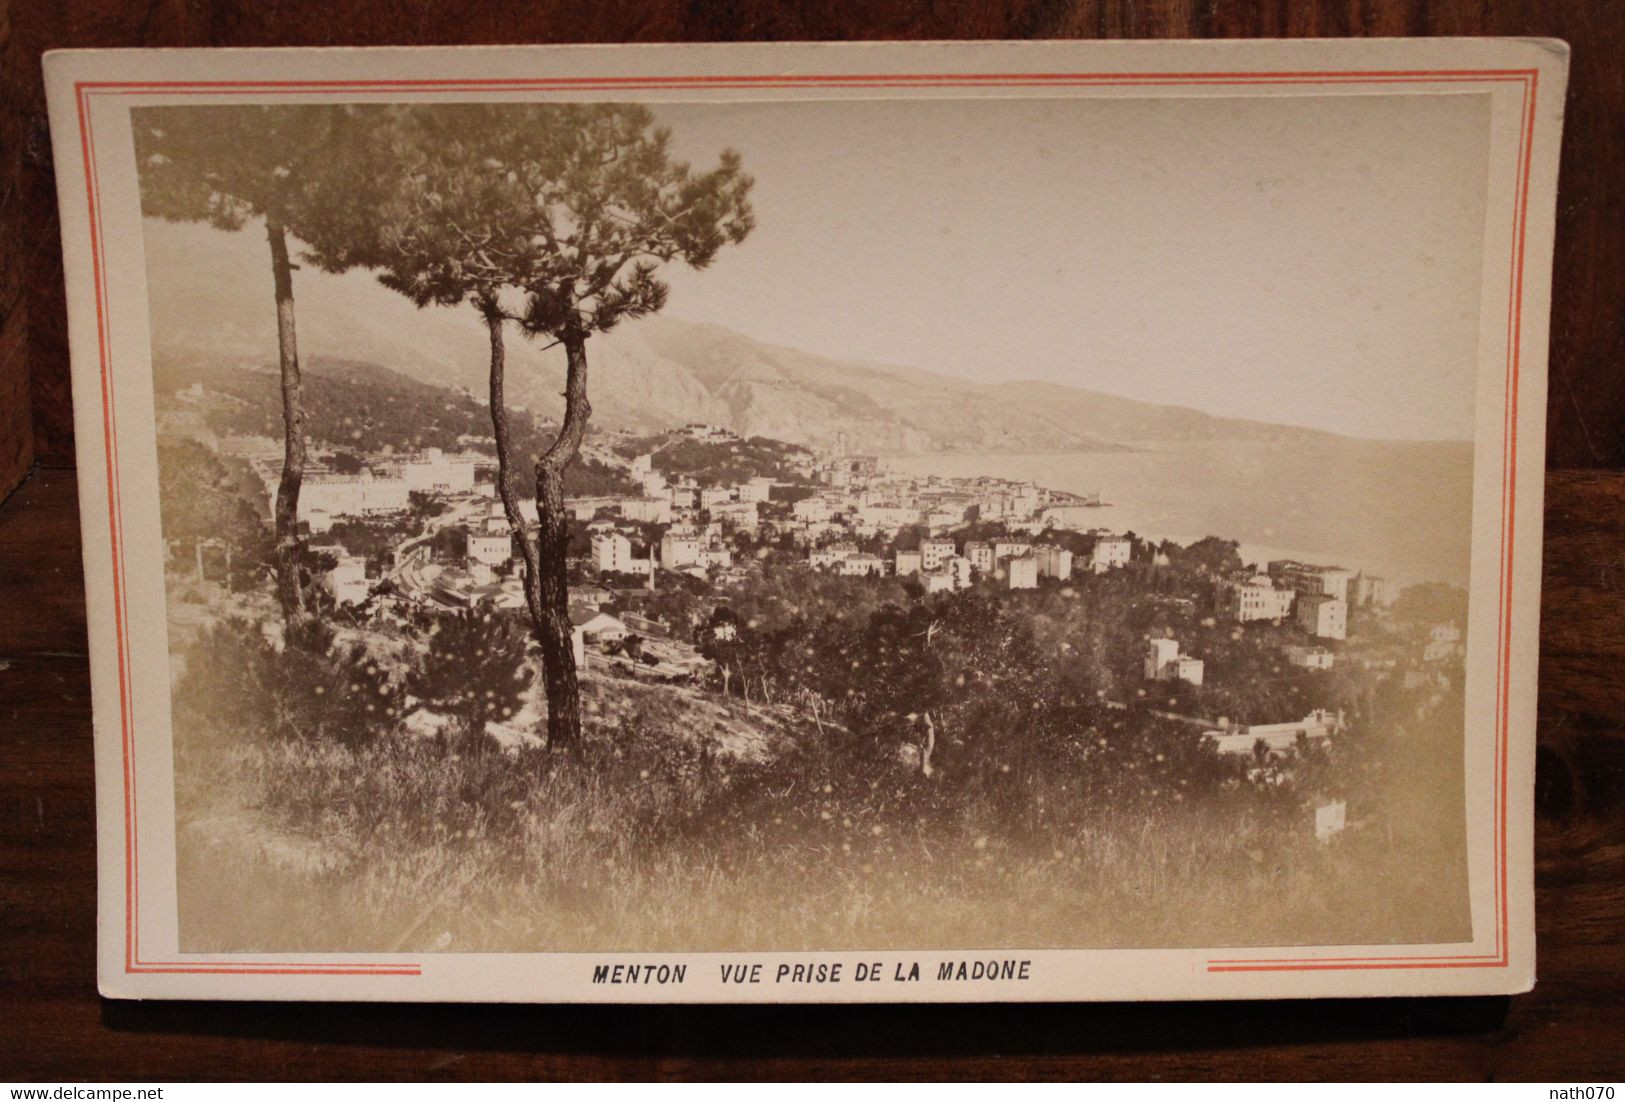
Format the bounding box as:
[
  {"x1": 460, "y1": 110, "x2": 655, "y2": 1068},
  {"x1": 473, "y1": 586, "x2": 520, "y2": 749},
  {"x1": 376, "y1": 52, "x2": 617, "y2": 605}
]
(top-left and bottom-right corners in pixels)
[
  {"x1": 1203, "y1": 708, "x2": 1344, "y2": 758},
  {"x1": 521, "y1": 442, "x2": 1125, "y2": 597},
  {"x1": 583, "y1": 527, "x2": 737, "y2": 578},
  {"x1": 566, "y1": 602, "x2": 711, "y2": 681},
  {"x1": 217, "y1": 433, "x2": 480, "y2": 535},
  {"x1": 1423, "y1": 622, "x2": 1464, "y2": 663},
  {"x1": 172, "y1": 391, "x2": 1471, "y2": 821},
  {"x1": 1144, "y1": 636, "x2": 1205, "y2": 686},
  {"x1": 792, "y1": 461, "x2": 1100, "y2": 542},
  {"x1": 791, "y1": 457, "x2": 1128, "y2": 591},
  {"x1": 804, "y1": 529, "x2": 1131, "y2": 592},
  {"x1": 1216, "y1": 559, "x2": 1398, "y2": 641},
  {"x1": 676, "y1": 423, "x2": 740, "y2": 444}
]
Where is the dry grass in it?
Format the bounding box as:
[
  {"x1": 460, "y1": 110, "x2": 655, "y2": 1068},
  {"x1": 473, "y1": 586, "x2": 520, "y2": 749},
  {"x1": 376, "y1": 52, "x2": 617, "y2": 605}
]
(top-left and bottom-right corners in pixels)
[{"x1": 174, "y1": 675, "x2": 1469, "y2": 954}]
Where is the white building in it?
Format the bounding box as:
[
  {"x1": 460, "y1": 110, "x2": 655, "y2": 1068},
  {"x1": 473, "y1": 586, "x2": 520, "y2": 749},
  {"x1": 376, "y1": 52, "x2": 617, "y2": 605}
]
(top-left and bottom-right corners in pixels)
[
  {"x1": 1088, "y1": 536, "x2": 1132, "y2": 574},
  {"x1": 630, "y1": 453, "x2": 653, "y2": 480},
  {"x1": 793, "y1": 498, "x2": 836, "y2": 524},
  {"x1": 1269, "y1": 560, "x2": 1355, "y2": 604},
  {"x1": 1035, "y1": 545, "x2": 1073, "y2": 580},
  {"x1": 946, "y1": 556, "x2": 974, "y2": 590},
  {"x1": 700, "y1": 487, "x2": 735, "y2": 509},
  {"x1": 1226, "y1": 576, "x2": 1297, "y2": 623},
  {"x1": 1205, "y1": 709, "x2": 1341, "y2": 757},
  {"x1": 1144, "y1": 637, "x2": 1179, "y2": 679},
  {"x1": 1296, "y1": 593, "x2": 1348, "y2": 640},
  {"x1": 921, "y1": 539, "x2": 956, "y2": 571},
  {"x1": 738, "y1": 477, "x2": 775, "y2": 503},
  {"x1": 570, "y1": 605, "x2": 629, "y2": 644},
  {"x1": 391, "y1": 448, "x2": 476, "y2": 494},
  {"x1": 1284, "y1": 644, "x2": 1335, "y2": 670},
  {"x1": 591, "y1": 532, "x2": 649, "y2": 575},
  {"x1": 300, "y1": 471, "x2": 412, "y2": 532},
  {"x1": 660, "y1": 531, "x2": 702, "y2": 569},
  {"x1": 466, "y1": 530, "x2": 513, "y2": 567},
  {"x1": 1144, "y1": 636, "x2": 1204, "y2": 685},
  {"x1": 922, "y1": 570, "x2": 955, "y2": 594},
  {"x1": 325, "y1": 554, "x2": 370, "y2": 605},
  {"x1": 839, "y1": 553, "x2": 887, "y2": 578},
  {"x1": 620, "y1": 496, "x2": 673, "y2": 525},
  {"x1": 895, "y1": 550, "x2": 923, "y2": 576},
  {"x1": 487, "y1": 498, "x2": 535, "y2": 525},
  {"x1": 698, "y1": 545, "x2": 734, "y2": 570},
  {"x1": 1315, "y1": 799, "x2": 1348, "y2": 842},
  {"x1": 710, "y1": 500, "x2": 760, "y2": 531},
  {"x1": 1351, "y1": 571, "x2": 1399, "y2": 608},
  {"x1": 993, "y1": 539, "x2": 1032, "y2": 561},
  {"x1": 1007, "y1": 555, "x2": 1039, "y2": 590},
  {"x1": 566, "y1": 495, "x2": 618, "y2": 522},
  {"x1": 857, "y1": 503, "x2": 921, "y2": 529},
  {"x1": 964, "y1": 541, "x2": 995, "y2": 574},
  {"x1": 809, "y1": 543, "x2": 858, "y2": 569}
]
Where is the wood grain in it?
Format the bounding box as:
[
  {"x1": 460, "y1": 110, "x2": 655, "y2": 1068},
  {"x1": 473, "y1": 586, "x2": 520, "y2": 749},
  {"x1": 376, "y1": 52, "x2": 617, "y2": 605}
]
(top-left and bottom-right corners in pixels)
[
  {"x1": 1, "y1": 467, "x2": 1622, "y2": 1080},
  {"x1": 2, "y1": 1, "x2": 1624, "y2": 470}
]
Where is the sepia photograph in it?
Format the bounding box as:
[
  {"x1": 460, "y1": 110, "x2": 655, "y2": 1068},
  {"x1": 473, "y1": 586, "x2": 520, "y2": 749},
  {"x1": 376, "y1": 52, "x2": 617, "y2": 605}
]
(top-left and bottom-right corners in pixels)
[
  {"x1": 40, "y1": 37, "x2": 1565, "y2": 1002},
  {"x1": 141, "y1": 90, "x2": 1483, "y2": 955}
]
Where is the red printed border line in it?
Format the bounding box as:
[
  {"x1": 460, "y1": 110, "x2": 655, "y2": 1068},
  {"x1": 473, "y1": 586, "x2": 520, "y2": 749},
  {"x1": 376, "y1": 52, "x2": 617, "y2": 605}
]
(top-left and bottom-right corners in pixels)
[
  {"x1": 1208, "y1": 67, "x2": 1537, "y2": 975},
  {"x1": 75, "y1": 66, "x2": 1536, "y2": 981},
  {"x1": 77, "y1": 80, "x2": 420, "y2": 978}
]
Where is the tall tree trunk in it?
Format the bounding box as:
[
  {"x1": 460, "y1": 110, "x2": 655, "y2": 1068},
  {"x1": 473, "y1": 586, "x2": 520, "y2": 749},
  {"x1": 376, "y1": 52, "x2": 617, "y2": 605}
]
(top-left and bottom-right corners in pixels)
[
  {"x1": 267, "y1": 216, "x2": 310, "y2": 641},
  {"x1": 531, "y1": 331, "x2": 592, "y2": 752},
  {"x1": 483, "y1": 310, "x2": 543, "y2": 623}
]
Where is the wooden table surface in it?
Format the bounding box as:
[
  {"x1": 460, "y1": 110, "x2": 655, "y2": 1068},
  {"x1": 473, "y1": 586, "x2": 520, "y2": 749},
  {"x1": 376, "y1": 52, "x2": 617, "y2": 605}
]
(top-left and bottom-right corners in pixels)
[{"x1": 3, "y1": 0, "x2": 1624, "y2": 1082}]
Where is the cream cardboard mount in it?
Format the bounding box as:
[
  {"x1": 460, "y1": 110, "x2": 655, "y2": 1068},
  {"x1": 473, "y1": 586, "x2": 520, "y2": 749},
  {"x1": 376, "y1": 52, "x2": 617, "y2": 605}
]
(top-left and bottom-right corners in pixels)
[{"x1": 44, "y1": 37, "x2": 1566, "y2": 1003}]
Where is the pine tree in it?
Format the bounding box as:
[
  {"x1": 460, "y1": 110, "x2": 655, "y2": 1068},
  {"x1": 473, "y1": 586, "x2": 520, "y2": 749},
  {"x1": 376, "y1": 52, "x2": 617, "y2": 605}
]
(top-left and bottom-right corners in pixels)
[
  {"x1": 317, "y1": 103, "x2": 753, "y2": 751},
  {"x1": 134, "y1": 105, "x2": 387, "y2": 644},
  {"x1": 406, "y1": 608, "x2": 535, "y2": 749}
]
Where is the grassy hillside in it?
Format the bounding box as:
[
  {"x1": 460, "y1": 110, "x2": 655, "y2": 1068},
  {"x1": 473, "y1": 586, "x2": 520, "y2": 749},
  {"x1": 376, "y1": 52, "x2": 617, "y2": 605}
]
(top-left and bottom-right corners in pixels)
[
  {"x1": 172, "y1": 665, "x2": 1468, "y2": 954},
  {"x1": 614, "y1": 431, "x2": 814, "y2": 485},
  {"x1": 154, "y1": 351, "x2": 638, "y2": 497}
]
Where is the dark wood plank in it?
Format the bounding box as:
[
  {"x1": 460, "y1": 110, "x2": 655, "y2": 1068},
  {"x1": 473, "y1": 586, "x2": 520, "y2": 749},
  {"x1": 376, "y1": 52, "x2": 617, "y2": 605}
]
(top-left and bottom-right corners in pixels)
[
  {"x1": 0, "y1": 316, "x2": 32, "y2": 502},
  {"x1": 0, "y1": 27, "x2": 37, "y2": 500},
  {"x1": 1, "y1": 468, "x2": 1622, "y2": 1079},
  {"x1": 3, "y1": 2, "x2": 1625, "y2": 468},
  {"x1": 1540, "y1": 470, "x2": 1625, "y2": 724},
  {"x1": 0, "y1": 467, "x2": 86, "y2": 656}
]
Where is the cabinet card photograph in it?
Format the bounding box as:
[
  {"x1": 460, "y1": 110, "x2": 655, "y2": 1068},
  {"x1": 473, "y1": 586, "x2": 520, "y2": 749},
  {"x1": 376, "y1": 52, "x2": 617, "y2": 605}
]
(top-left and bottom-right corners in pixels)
[{"x1": 44, "y1": 37, "x2": 1566, "y2": 1002}]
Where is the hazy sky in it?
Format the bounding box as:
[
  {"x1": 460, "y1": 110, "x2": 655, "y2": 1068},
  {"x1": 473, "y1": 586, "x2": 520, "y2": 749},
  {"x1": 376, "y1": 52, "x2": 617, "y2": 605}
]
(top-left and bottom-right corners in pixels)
[{"x1": 648, "y1": 93, "x2": 1492, "y2": 440}]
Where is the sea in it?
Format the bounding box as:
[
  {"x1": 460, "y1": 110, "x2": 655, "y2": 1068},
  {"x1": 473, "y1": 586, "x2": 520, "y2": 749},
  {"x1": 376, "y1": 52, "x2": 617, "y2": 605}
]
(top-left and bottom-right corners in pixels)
[{"x1": 885, "y1": 438, "x2": 1475, "y2": 588}]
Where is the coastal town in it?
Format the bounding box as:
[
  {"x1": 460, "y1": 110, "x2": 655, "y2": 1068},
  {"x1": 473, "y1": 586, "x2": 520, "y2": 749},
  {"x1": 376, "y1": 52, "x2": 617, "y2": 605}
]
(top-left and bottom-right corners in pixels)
[{"x1": 160, "y1": 380, "x2": 1467, "y2": 794}]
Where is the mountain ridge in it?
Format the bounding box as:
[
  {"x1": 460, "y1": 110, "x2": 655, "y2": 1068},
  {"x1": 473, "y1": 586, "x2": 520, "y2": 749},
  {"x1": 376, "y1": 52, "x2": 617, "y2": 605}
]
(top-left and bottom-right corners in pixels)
[{"x1": 143, "y1": 219, "x2": 1454, "y2": 455}]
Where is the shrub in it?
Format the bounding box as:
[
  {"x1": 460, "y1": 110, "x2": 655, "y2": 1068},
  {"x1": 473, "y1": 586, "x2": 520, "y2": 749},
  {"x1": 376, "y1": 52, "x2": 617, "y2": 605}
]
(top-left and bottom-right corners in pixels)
[
  {"x1": 173, "y1": 619, "x2": 402, "y2": 749},
  {"x1": 405, "y1": 607, "x2": 534, "y2": 748}
]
